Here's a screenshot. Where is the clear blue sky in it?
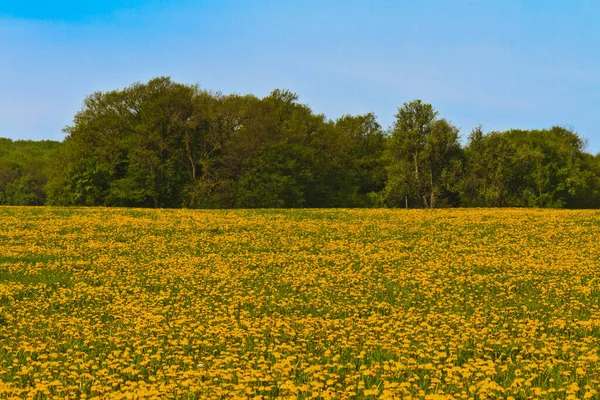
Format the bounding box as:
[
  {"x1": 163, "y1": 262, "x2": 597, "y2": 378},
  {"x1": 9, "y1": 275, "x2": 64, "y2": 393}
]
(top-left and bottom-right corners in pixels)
[{"x1": 2, "y1": 0, "x2": 600, "y2": 153}]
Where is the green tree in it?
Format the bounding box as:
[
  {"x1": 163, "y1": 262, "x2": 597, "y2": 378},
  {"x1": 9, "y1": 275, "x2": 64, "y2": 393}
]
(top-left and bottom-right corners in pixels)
[
  {"x1": 0, "y1": 139, "x2": 61, "y2": 205},
  {"x1": 460, "y1": 126, "x2": 598, "y2": 208},
  {"x1": 384, "y1": 100, "x2": 462, "y2": 208},
  {"x1": 335, "y1": 113, "x2": 387, "y2": 206},
  {"x1": 50, "y1": 77, "x2": 205, "y2": 207}
]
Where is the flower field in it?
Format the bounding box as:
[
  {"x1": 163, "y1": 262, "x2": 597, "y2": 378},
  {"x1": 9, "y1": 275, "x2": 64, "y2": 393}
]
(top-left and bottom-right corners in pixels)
[{"x1": 0, "y1": 207, "x2": 599, "y2": 399}]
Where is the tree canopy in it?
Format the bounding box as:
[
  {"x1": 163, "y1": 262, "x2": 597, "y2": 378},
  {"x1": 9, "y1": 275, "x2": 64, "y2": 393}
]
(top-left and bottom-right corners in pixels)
[{"x1": 1, "y1": 77, "x2": 599, "y2": 208}]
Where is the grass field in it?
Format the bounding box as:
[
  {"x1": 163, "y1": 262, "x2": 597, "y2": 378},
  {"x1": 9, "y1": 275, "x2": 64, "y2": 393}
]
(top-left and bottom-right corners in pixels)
[{"x1": 0, "y1": 207, "x2": 599, "y2": 399}]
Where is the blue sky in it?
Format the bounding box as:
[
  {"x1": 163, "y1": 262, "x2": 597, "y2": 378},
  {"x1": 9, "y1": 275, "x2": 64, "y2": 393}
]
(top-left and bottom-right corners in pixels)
[{"x1": 2, "y1": 0, "x2": 600, "y2": 153}]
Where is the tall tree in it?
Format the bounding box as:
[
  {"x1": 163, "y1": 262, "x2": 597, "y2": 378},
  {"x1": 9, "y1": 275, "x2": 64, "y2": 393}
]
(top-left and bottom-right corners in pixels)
[
  {"x1": 335, "y1": 113, "x2": 387, "y2": 206},
  {"x1": 384, "y1": 100, "x2": 461, "y2": 208}
]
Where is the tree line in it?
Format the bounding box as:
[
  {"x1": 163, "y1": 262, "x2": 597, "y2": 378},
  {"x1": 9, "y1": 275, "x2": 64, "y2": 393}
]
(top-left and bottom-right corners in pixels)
[{"x1": 1, "y1": 77, "x2": 599, "y2": 208}]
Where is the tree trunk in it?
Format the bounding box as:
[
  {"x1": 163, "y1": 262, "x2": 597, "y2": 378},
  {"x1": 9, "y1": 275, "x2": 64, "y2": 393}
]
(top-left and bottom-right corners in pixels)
[
  {"x1": 185, "y1": 133, "x2": 196, "y2": 180},
  {"x1": 413, "y1": 152, "x2": 429, "y2": 208},
  {"x1": 430, "y1": 173, "x2": 435, "y2": 208},
  {"x1": 537, "y1": 174, "x2": 543, "y2": 207}
]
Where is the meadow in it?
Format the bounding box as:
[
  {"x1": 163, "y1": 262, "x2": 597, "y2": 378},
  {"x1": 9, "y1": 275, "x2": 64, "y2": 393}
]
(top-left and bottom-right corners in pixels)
[{"x1": 0, "y1": 207, "x2": 599, "y2": 399}]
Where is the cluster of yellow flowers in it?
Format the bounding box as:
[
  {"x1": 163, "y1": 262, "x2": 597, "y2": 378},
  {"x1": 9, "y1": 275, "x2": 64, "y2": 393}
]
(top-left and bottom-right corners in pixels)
[{"x1": 0, "y1": 207, "x2": 599, "y2": 399}]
